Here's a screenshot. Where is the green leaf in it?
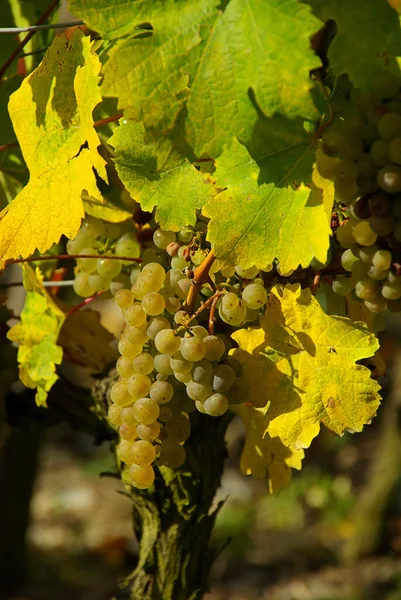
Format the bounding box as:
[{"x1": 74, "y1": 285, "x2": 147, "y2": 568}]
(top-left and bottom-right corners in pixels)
[
  {"x1": 232, "y1": 284, "x2": 381, "y2": 450},
  {"x1": 109, "y1": 122, "x2": 213, "y2": 230},
  {"x1": 71, "y1": 0, "x2": 322, "y2": 157},
  {"x1": 231, "y1": 403, "x2": 304, "y2": 493},
  {"x1": 306, "y1": 0, "x2": 401, "y2": 89},
  {"x1": 203, "y1": 137, "x2": 332, "y2": 271},
  {"x1": 7, "y1": 265, "x2": 65, "y2": 406},
  {"x1": 0, "y1": 29, "x2": 107, "y2": 265}
]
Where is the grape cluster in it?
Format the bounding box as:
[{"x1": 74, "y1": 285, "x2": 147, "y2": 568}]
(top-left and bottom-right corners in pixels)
[
  {"x1": 104, "y1": 223, "x2": 275, "y2": 489},
  {"x1": 316, "y1": 71, "x2": 401, "y2": 313},
  {"x1": 67, "y1": 216, "x2": 141, "y2": 298}
]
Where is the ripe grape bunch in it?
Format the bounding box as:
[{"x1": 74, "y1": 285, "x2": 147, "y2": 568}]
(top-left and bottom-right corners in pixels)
[
  {"x1": 316, "y1": 70, "x2": 401, "y2": 314},
  {"x1": 67, "y1": 216, "x2": 141, "y2": 297},
  {"x1": 102, "y1": 225, "x2": 272, "y2": 490}
]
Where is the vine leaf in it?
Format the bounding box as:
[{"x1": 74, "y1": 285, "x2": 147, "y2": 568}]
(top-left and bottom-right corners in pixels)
[
  {"x1": 58, "y1": 307, "x2": 119, "y2": 373},
  {"x1": 7, "y1": 265, "x2": 65, "y2": 406},
  {"x1": 203, "y1": 138, "x2": 332, "y2": 271},
  {"x1": 232, "y1": 284, "x2": 381, "y2": 449},
  {"x1": 71, "y1": 0, "x2": 322, "y2": 157},
  {"x1": 0, "y1": 29, "x2": 107, "y2": 266},
  {"x1": 306, "y1": 0, "x2": 401, "y2": 89},
  {"x1": 109, "y1": 122, "x2": 213, "y2": 230},
  {"x1": 231, "y1": 403, "x2": 304, "y2": 493}
]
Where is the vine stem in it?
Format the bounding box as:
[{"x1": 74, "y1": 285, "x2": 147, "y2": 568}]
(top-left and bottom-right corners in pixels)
[
  {"x1": 0, "y1": 0, "x2": 60, "y2": 81},
  {"x1": 186, "y1": 290, "x2": 223, "y2": 326},
  {"x1": 5, "y1": 253, "x2": 143, "y2": 266},
  {"x1": 66, "y1": 292, "x2": 103, "y2": 317},
  {"x1": 184, "y1": 249, "x2": 216, "y2": 312},
  {"x1": 0, "y1": 21, "x2": 84, "y2": 35}
]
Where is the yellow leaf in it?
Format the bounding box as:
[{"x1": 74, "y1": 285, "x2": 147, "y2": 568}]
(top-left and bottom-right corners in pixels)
[
  {"x1": 58, "y1": 308, "x2": 118, "y2": 373},
  {"x1": 0, "y1": 30, "x2": 107, "y2": 264},
  {"x1": 7, "y1": 265, "x2": 65, "y2": 406},
  {"x1": 232, "y1": 284, "x2": 381, "y2": 449},
  {"x1": 232, "y1": 403, "x2": 304, "y2": 493}
]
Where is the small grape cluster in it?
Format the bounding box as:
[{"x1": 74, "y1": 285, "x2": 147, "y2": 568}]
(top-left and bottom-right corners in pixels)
[
  {"x1": 316, "y1": 71, "x2": 401, "y2": 313},
  {"x1": 67, "y1": 216, "x2": 140, "y2": 298},
  {"x1": 104, "y1": 224, "x2": 275, "y2": 489}
]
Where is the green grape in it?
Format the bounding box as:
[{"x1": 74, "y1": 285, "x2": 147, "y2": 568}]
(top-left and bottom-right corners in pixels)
[
  {"x1": 221, "y1": 265, "x2": 236, "y2": 278},
  {"x1": 166, "y1": 415, "x2": 191, "y2": 443},
  {"x1": 142, "y1": 248, "x2": 160, "y2": 265},
  {"x1": 156, "y1": 373, "x2": 168, "y2": 382},
  {"x1": 203, "y1": 336, "x2": 226, "y2": 361},
  {"x1": 133, "y1": 353, "x2": 154, "y2": 375},
  {"x1": 67, "y1": 230, "x2": 92, "y2": 254},
  {"x1": 130, "y1": 440, "x2": 156, "y2": 466},
  {"x1": 377, "y1": 113, "x2": 401, "y2": 140},
  {"x1": 225, "y1": 356, "x2": 242, "y2": 376},
  {"x1": 96, "y1": 258, "x2": 122, "y2": 279},
  {"x1": 110, "y1": 381, "x2": 134, "y2": 407},
  {"x1": 387, "y1": 137, "x2": 401, "y2": 165},
  {"x1": 186, "y1": 379, "x2": 213, "y2": 402},
  {"x1": 341, "y1": 249, "x2": 359, "y2": 272},
  {"x1": 73, "y1": 273, "x2": 93, "y2": 297},
  {"x1": 321, "y1": 131, "x2": 346, "y2": 157},
  {"x1": 165, "y1": 296, "x2": 181, "y2": 314},
  {"x1": 174, "y1": 310, "x2": 190, "y2": 326},
  {"x1": 164, "y1": 269, "x2": 184, "y2": 293},
  {"x1": 192, "y1": 359, "x2": 213, "y2": 383},
  {"x1": 142, "y1": 292, "x2": 166, "y2": 316},
  {"x1": 178, "y1": 226, "x2": 193, "y2": 243},
  {"x1": 130, "y1": 268, "x2": 141, "y2": 285},
  {"x1": 142, "y1": 262, "x2": 166, "y2": 282},
  {"x1": 170, "y1": 352, "x2": 193, "y2": 374},
  {"x1": 88, "y1": 274, "x2": 110, "y2": 292},
  {"x1": 127, "y1": 374, "x2": 151, "y2": 399},
  {"x1": 153, "y1": 353, "x2": 174, "y2": 375},
  {"x1": 124, "y1": 303, "x2": 147, "y2": 327},
  {"x1": 126, "y1": 323, "x2": 149, "y2": 346},
  {"x1": 111, "y1": 276, "x2": 131, "y2": 296},
  {"x1": 218, "y1": 299, "x2": 247, "y2": 326},
  {"x1": 336, "y1": 221, "x2": 356, "y2": 248},
  {"x1": 370, "y1": 139, "x2": 389, "y2": 166},
  {"x1": 118, "y1": 338, "x2": 142, "y2": 359},
  {"x1": 153, "y1": 228, "x2": 176, "y2": 249},
  {"x1": 368, "y1": 192, "x2": 391, "y2": 218},
  {"x1": 132, "y1": 397, "x2": 160, "y2": 424},
  {"x1": 174, "y1": 370, "x2": 192, "y2": 383},
  {"x1": 364, "y1": 296, "x2": 387, "y2": 313},
  {"x1": 108, "y1": 404, "x2": 123, "y2": 426},
  {"x1": 369, "y1": 215, "x2": 394, "y2": 236},
  {"x1": 177, "y1": 245, "x2": 188, "y2": 259},
  {"x1": 119, "y1": 423, "x2": 138, "y2": 442},
  {"x1": 229, "y1": 378, "x2": 249, "y2": 405},
  {"x1": 174, "y1": 277, "x2": 192, "y2": 300},
  {"x1": 171, "y1": 256, "x2": 187, "y2": 270},
  {"x1": 335, "y1": 180, "x2": 359, "y2": 202},
  {"x1": 222, "y1": 293, "x2": 239, "y2": 312},
  {"x1": 121, "y1": 407, "x2": 138, "y2": 427},
  {"x1": 388, "y1": 270, "x2": 401, "y2": 285},
  {"x1": 235, "y1": 265, "x2": 259, "y2": 278},
  {"x1": 362, "y1": 123, "x2": 378, "y2": 146},
  {"x1": 372, "y1": 249, "x2": 392, "y2": 270},
  {"x1": 191, "y1": 249, "x2": 208, "y2": 266},
  {"x1": 242, "y1": 283, "x2": 267, "y2": 309},
  {"x1": 332, "y1": 276, "x2": 353, "y2": 296},
  {"x1": 352, "y1": 221, "x2": 377, "y2": 246},
  {"x1": 147, "y1": 316, "x2": 171, "y2": 340},
  {"x1": 137, "y1": 421, "x2": 161, "y2": 441},
  {"x1": 128, "y1": 464, "x2": 155, "y2": 489},
  {"x1": 355, "y1": 279, "x2": 380, "y2": 300},
  {"x1": 357, "y1": 175, "x2": 378, "y2": 194},
  {"x1": 149, "y1": 381, "x2": 174, "y2": 404},
  {"x1": 195, "y1": 400, "x2": 207, "y2": 414},
  {"x1": 116, "y1": 356, "x2": 135, "y2": 379},
  {"x1": 81, "y1": 216, "x2": 106, "y2": 238},
  {"x1": 105, "y1": 222, "x2": 121, "y2": 240},
  {"x1": 381, "y1": 283, "x2": 401, "y2": 300},
  {"x1": 158, "y1": 406, "x2": 173, "y2": 423},
  {"x1": 159, "y1": 441, "x2": 186, "y2": 468},
  {"x1": 339, "y1": 138, "x2": 364, "y2": 162},
  {"x1": 180, "y1": 336, "x2": 206, "y2": 362},
  {"x1": 367, "y1": 266, "x2": 389, "y2": 281},
  {"x1": 358, "y1": 244, "x2": 378, "y2": 265},
  {"x1": 356, "y1": 153, "x2": 378, "y2": 178},
  {"x1": 203, "y1": 393, "x2": 229, "y2": 417},
  {"x1": 377, "y1": 164, "x2": 401, "y2": 193},
  {"x1": 77, "y1": 248, "x2": 98, "y2": 272},
  {"x1": 115, "y1": 233, "x2": 140, "y2": 265},
  {"x1": 316, "y1": 147, "x2": 338, "y2": 180},
  {"x1": 155, "y1": 329, "x2": 181, "y2": 355},
  {"x1": 189, "y1": 325, "x2": 208, "y2": 339},
  {"x1": 334, "y1": 160, "x2": 358, "y2": 182},
  {"x1": 212, "y1": 364, "x2": 236, "y2": 392},
  {"x1": 118, "y1": 440, "x2": 134, "y2": 464}
]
